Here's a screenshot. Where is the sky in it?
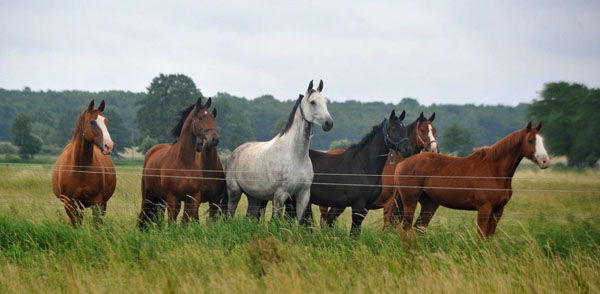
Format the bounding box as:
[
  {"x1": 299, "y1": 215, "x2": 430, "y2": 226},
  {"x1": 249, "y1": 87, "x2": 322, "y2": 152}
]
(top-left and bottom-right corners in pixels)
[{"x1": 1, "y1": 0, "x2": 599, "y2": 106}]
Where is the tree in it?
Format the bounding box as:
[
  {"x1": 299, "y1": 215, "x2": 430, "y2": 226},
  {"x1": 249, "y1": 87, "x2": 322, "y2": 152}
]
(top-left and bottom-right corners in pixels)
[
  {"x1": 528, "y1": 82, "x2": 600, "y2": 168},
  {"x1": 52, "y1": 107, "x2": 82, "y2": 146},
  {"x1": 440, "y1": 123, "x2": 474, "y2": 157},
  {"x1": 135, "y1": 74, "x2": 201, "y2": 144},
  {"x1": 137, "y1": 135, "x2": 159, "y2": 154},
  {"x1": 212, "y1": 98, "x2": 255, "y2": 151},
  {"x1": 270, "y1": 117, "x2": 287, "y2": 137},
  {"x1": 103, "y1": 109, "x2": 133, "y2": 157},
  {"x1": 10, "y1": 113, "x2": 43, "y2": 159},
  {"x1": 329, "y1": 139, "x2": 352, "y2": 150}
]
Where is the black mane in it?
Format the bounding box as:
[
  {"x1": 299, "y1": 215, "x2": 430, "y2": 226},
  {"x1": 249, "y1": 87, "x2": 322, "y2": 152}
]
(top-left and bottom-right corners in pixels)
[
  {"x1": 346, "y1": 120, "x2": 385, "y2": 154},
  {"x1": 170, "y1": 103, "x2": 204, "y2": 140},
  {"x1": 278, "y1": 94, "x2": 304, "y2": 136}
]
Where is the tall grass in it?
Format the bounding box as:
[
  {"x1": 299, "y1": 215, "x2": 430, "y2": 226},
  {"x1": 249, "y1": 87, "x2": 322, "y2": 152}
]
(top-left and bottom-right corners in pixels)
[{"x1": 0, "y1": 165, "x2": 599, "y2": 293}]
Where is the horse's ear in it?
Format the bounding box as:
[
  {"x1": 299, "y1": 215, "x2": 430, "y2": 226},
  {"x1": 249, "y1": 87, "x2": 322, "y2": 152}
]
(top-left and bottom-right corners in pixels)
[
  {"x1": 526, "y1": 121, "x2": 532, "y2": 132},
  {"x1": 307, "y1": 80, "x2": 314, "y2": 93},
  {"x1": 399, "y1": 110, "x2": 406, "y2": 121},
  {"x1": 88, "y1": 100, "x2": 95, "y2": 111},
  {"x1": 317, "y1": 80, "x2": 324, "y2": 92},
  {"x1": 196, "y1": 96, "x2": 203, "y2": 108},
  {"x1": 98, "y1": 100, "x2": 106, "y2": 112},
  {"x1": 418, "y1": 112, "x2": 425, "y2": 121},
  {"x1": 212, "y1": 108, "x2": 217, "y2": 119},
  {"x1": 205, "y1": 97, "x2": 212, "y2": 109},
  {"x1": 429, "y1": 112, "x2": 435, "y2": 122},
  {"x1": 389, "y1": 110, "x2": 396, "y2": 121},
  {"x1": 535, "y1": 121, "x2": 542, "y2": 131}
]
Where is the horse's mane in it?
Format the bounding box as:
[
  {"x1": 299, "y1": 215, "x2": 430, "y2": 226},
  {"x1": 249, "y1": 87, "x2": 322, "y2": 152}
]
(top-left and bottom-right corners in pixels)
[
  {"x1": 346, "y1": 120, "x2": 385, "y2": 154},
  {"x1": 406, "y1": 118, "x2": 419, "y2": 136},
  {"x1": 72, "y1": 109, "x2": 88, "y2": 141},
  {"x1": 278, "y1": 94, "x2": 304, "y2": 136},
  {"x1": 471, "y1": 129, "x2": 524, "y2": 160},
  {"x1": 170, "y1": 103, "x2": 205, "y2": 140}
]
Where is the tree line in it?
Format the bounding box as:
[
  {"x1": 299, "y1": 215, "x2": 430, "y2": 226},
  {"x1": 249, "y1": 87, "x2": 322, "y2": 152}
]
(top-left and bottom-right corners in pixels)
[{"x1": 1, "y1": 75, "x2": 597, "y2": 167}]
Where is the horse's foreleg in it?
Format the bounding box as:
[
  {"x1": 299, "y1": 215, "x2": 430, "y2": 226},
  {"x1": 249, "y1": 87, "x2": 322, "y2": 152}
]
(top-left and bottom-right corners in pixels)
[
  {"x1": 166, "y1": 193, "x2": 181, "y2": 223},
  {"x1": 326, "y1": 207, "x2": 345, "y2": 226},
  {"x1": 476, "y1": 204, "x2": 493, "y2": 238},
  {"x1": 91, "y1": 199, "x2": 107, "y2": 225},
  {"x1": 486, "y1": 206, "x2": 504, "y2": 237},
  {"x1": 294, "y1": 188, "x2": 311, "y2": 226},
  {"x1": 350, "y1": 200, "x2": 368, "y2": 235},
  {"x1": 415, "y1": 195, "x2": 439, "y2": 233},
  {"x1": 318, "y1": 206, "x2": 329, "y2": 227},
  {"x1": 62, "y1": 196, "x2": 84, "y2": 227},
  {"x1": 182, "y1": 193, "x2": 201, "y2": 223}
]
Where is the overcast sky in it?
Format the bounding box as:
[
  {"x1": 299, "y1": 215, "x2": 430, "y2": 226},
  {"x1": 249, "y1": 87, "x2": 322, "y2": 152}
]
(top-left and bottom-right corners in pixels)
[{"x1": 1, "y1": 0, "x2": 599, "y2": 105}]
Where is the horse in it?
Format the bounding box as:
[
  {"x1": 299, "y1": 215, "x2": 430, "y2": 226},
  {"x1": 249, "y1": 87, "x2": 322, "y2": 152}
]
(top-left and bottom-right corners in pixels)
[
  {"x1": 318, "y1": 112, "x2": 438, "y2": 226},
  {"x1": 52, "y1": 100, "x2": 116, "y2": 226},
  {"x1": 394, "y1": 121, "x2": 550, "y2": 237},
  {"x1": 138, "y1": 96, "x2": 220, "y2": 226},
  {"x1": 225, "y1": 80, "x2": 333, "y2": 224},
  {"x1": 303, "y1": 110, "x2": 412, "y2": 234}
]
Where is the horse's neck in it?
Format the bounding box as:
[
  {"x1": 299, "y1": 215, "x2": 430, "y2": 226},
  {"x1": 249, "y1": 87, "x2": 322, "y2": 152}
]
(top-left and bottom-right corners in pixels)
[
  {"x1": 276, "y1": 108, "x2": 312, "y2": 158},
  {"x1": 487, "y1": 134, "x2": 524, "y2": 178},
  {"x1": 71, "y1": 137, "x2": 95, "y2": 166},
  {"x1": 407, "y1": 121, "x2": 420, "y2": 155},
  {"x1": 172, "y1": 121, "x2": 198, "y2": 165},
  {"x1": 200, "y1": 146, "x2": 220, "y2": 168},
  {"x1": 353, "y1": 130, "x2": 388, "y2": 175}
]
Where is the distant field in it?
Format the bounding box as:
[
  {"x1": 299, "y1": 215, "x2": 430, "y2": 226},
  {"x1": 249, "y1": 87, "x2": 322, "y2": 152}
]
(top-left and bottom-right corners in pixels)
[{"x1": 0, "y1": 163, "x2": 599, "y2": 293}]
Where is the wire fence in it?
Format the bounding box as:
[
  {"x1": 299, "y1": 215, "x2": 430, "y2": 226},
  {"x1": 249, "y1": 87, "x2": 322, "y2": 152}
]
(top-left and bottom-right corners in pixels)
[{"x1": 2, "y1": 164, "x2": 599, "y2": 194}]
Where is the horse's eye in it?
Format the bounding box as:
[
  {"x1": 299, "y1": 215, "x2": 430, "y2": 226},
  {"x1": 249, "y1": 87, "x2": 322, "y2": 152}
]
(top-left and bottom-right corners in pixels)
[
  {"x1": 198, "y1": 116, "x2": 203, "y2": 121},
  {"x1": 421, "y1": 130, "x2": 426, "y2": 134},
  {"x1": 528, "y1": 139, "x2": 534, "y2": 144},
  {"x1": 90, "y1": 120, "x2": 97, "y2": 126},
  {"x1": 310, "y1": 100, "x2": 316, "y2": 105}
]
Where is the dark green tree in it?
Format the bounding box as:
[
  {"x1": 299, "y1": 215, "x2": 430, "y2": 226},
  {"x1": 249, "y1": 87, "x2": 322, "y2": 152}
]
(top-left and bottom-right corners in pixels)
[
  {"x1": 528, "y1": 82, "x2": 600, "y2": 168},
  {"x1": 212, "y1": 98, "x2": 255, "y2": 151},
  {"x1": 270, "y1": 117, "x2": 287, "y2": 137},
  {"x1": 103, "y1": 109, "x2": 133, "y2": 157},
  {"x1": 329, "y1": 139, "x2": 352, "y2": 150},
  {"x1": 135, "y1": 74, "x2": 201, "y2": 144},
  {"x1": 10, "y1": 113, "x2": 43, "y2": 159},
  {"x1": 440, "y1": 122, "x2": 474, "y2": 157},
  {"x1": 137, "y1": 135, "x2": 159, "y2": 155},
  {"x1": 52, "y1": 107, "x2": 82, "y2": 146}
]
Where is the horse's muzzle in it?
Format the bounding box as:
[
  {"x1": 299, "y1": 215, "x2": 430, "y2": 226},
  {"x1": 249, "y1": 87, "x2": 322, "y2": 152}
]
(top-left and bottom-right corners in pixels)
[
  {"x1": 102, "y1": 139, "x2": 114, "y2": 155},
  {"x1": 322, "y1": 120, "x2": 334, "y2": 132},
  {"x1": 537, "y1": 156, "x2": 550, "y2": 169}
]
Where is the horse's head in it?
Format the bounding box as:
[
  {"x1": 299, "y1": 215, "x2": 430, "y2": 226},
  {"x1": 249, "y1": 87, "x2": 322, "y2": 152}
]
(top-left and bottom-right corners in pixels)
[
  {"x1": 302, "y1": 80, "x2": 334, "y2": 132},
  {"x1": 522, "y1": 121, "x2": 550, "y2": 169},
  {"x1": 414, "y1": 112, "x2": 439, "y2": 154},
  {"x1": 384, "y1": 110, "x2": 412, "y2": 157},
  {"x1": 190, "y1": 96, "x2": 219, "y2": 152},
  {"x1": 80, "y1": 100, "x2": 113, "y2": 155}
]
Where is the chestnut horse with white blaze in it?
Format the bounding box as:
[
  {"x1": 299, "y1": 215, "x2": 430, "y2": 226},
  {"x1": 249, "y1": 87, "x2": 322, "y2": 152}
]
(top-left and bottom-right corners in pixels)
[
  {"x1": 394, "y1": 121, "x2": 550, "y2": 237},
  {"x1": 52, "y1": 100, "x2": 116, "y2": 226},
  {"x1": 138, "y1": 96, "x2": 220, "y2": 226}
]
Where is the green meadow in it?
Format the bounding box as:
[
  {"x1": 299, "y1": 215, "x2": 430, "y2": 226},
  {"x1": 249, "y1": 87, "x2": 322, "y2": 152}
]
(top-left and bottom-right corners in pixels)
[{"x1": 0, "y1": 164, "x2": 599, "y2": 293}]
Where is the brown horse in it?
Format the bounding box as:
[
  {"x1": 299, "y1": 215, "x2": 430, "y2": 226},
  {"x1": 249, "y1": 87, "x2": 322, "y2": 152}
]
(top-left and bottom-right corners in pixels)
[
  {"x1": 394, "y1": 121, "x2": 550, "y2": 237},
  {"x1": 52, "y1": 100, "x2": 116, "y2": 226},
  {"x1": 318, "y1": 112, "x2": 438, "y2": 226},
  {"x1": 138, "y1": 96, "x2": 220, "y2": 226}
]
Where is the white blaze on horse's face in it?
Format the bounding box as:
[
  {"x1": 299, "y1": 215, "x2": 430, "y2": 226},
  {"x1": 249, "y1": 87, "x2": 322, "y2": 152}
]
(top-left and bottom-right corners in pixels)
[
  {"x1": 427, "y1": 124, "x2": 438, "y2": 153},
  {"x1": 304, "y1": 91, "x2": 334, "y2": 132},
  {"x1": 95, "y1": 115, "x2": 114, "y2": 155},
  {"x1": 534, "y1": 134, "x2": 550, "y2": 169}
]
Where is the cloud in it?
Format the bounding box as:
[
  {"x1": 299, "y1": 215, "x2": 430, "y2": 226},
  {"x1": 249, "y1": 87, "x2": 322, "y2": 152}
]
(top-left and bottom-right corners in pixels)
[{"x1": 1, "y1": 0, "x2": 599, "y2": 105}]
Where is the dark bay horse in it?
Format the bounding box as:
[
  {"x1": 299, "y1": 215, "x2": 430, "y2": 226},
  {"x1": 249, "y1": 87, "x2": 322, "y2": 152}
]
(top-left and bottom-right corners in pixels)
[
  {"x1": 138, "y1": 97, "x2": 220, "y2": 226},
  {"x1": 305, "y1": 110, "x2": 412, "y2": 234},
  {"x1": 319, "y1": 112, "x2": 438, "y2": 226},
  {"x1": 394, "y1": 122, "x2": 550, "y2": 237},
  {"x1": 52, "y1": 100, "x2": 116, "y2": 226}
]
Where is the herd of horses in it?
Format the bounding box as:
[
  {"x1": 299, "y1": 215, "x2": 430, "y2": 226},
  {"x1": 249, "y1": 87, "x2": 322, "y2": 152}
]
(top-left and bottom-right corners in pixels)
[{"x1": 51, "y1": 80, "x2": 550, "y2": 238}]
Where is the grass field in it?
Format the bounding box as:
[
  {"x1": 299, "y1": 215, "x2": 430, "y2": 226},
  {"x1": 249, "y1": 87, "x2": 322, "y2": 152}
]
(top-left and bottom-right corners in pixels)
[{"x1": 0, "y1": 163, "x2": 599, "y2": 293}]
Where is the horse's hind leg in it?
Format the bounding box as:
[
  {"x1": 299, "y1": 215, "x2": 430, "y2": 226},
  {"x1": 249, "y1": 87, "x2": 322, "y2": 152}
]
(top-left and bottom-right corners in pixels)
[
  {"x1": 326, "y1": 207, "x2": 345, "y2": 226},
  {"x1": 415, "y1": 194, "x2": 439, "y2": 233},
  {"x1": 383, "y1": 196, "x2": 402, "y2": 229},
  {"x1": 226, "y1": 183, "x2": 242, "y2": 218},
  {"x1": 350, "y1": 200, "x2": 368, "y2": 235},
  {"x1": 63, "y1": 197, "x2": 84, "y2": 227},
  {"x1": 272, "y1": 189, "x2": 289, "y2": 219},
  {"x1": 246, "y1": 195, "x2": 264, "y2": 219}
]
